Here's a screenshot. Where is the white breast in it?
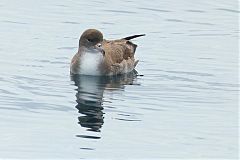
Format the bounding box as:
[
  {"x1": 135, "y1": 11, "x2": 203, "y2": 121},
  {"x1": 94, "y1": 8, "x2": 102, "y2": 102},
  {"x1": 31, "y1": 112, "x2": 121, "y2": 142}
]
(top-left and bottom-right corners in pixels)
[{"x1": 80, "y1": 51, "x2": 103, "y2": 75}]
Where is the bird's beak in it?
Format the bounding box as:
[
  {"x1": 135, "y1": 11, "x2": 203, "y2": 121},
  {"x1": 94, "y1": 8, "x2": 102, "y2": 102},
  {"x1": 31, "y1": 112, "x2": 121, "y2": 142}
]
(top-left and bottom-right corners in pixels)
[{"x1": 95, "y1": 43, "x2": 105, "y2": 56}]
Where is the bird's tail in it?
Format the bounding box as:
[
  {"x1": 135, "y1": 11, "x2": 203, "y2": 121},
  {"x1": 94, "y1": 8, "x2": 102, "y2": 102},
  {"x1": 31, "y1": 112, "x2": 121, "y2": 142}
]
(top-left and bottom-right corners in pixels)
[{"x1": 123, "y1": 34, "x2": 145, "y2": 40}]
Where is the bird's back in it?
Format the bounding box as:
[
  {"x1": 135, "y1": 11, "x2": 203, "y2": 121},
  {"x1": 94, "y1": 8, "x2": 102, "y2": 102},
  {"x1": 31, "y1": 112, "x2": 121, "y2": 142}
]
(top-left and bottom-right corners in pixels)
[{"x1": 102, "y1": 39, "x2": 137, "y2": 64}]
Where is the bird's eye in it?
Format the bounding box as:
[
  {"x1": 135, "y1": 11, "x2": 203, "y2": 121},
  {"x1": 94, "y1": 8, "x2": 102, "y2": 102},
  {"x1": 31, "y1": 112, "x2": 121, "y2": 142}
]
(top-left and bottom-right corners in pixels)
[{"x1": 87, "y1": 39, "x2": 93, "y2": 42}]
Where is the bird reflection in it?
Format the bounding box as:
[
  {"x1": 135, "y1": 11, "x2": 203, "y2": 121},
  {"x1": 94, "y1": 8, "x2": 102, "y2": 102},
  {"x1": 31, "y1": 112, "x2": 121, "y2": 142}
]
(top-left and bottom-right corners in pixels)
[{"x1": 71, "y1": 70, "x2": 138, "y2": 132}]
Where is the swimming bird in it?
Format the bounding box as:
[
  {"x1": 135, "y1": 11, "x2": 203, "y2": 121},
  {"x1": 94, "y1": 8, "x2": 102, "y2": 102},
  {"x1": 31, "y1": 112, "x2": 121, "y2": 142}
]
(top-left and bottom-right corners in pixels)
[{"x1": 70, "y1": 29, "x2": 145, "y2": 76}]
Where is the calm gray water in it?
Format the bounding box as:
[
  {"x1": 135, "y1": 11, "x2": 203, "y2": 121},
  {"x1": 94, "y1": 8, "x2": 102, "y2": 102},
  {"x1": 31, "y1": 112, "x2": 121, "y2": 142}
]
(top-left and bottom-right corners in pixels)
[{"x1": 0, "y1": 0, "x2": 238, "y2": 159}]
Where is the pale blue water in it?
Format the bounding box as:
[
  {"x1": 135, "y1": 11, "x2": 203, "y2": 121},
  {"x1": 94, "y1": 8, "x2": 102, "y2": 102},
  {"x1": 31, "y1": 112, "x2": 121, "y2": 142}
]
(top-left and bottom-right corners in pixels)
[{"x1": 0, "y1": 0, "x2": 238, "y2": 159}]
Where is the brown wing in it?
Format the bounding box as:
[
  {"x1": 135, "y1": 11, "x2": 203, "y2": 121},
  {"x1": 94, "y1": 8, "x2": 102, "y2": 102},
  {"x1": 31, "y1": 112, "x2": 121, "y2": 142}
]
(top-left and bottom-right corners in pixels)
[
  {"x1": 102, "y1": 39, "x2": 137, "y2": 64},
  {"x1": 70, "y1": 52, "x2": 81, "y2": 74},
  {"x1": 101, "y1": 34, "x2": 144, "y2": 75}
]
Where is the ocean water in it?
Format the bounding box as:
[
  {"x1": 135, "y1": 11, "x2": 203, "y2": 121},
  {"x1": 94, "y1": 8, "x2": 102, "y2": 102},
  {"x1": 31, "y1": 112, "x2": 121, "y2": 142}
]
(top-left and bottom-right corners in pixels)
[{"x1": 0, "y1": 0, "x2": 238, "y2": 159}]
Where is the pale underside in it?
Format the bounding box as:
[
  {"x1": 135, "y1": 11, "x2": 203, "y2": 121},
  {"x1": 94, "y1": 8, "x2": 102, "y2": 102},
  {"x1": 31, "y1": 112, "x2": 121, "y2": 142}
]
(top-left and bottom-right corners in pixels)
[{"x1": 79, "y1": 51, "x2": 103, "y2": 76}]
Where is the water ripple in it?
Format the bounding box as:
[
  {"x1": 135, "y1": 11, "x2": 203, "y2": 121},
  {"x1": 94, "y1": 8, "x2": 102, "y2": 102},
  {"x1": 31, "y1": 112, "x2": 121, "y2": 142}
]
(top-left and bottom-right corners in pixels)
[
  {"x1": 216, "y1": 8, "x2": 240, "y2": 13},
  {"x1": 115, "y1": 118, "x2": 141, "y2": 121},
  {"x1": 165, "y1": 70, "x2": 214, "y2": 77},
  {"x1": 103, "y1": 9, "x2": 137, "y2": 14},
  {"x1": 76, "y1": 135, "x2": 101, "y2": 139},
  {"x1": 2, "y1": 20, "x2": 28, "y2": 25},
  {"x1": 138, "y1": 7, "x2": 171, "y2": 12},
  {"x1": 166, "y1": 19, "x2": 215, "y2": 26},
  {"x1": 185, "y1": 9, "x2": 205, "y2": 13},
  {"x1": 62, "y1": 21, "x2": 80, "y2": 24}
]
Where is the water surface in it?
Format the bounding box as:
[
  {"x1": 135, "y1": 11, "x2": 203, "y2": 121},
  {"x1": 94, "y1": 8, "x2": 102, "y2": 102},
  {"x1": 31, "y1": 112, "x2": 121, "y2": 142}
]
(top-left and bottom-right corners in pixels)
[{"x1": 0, "y1": 0, "x2": 238, "y2": 159}]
